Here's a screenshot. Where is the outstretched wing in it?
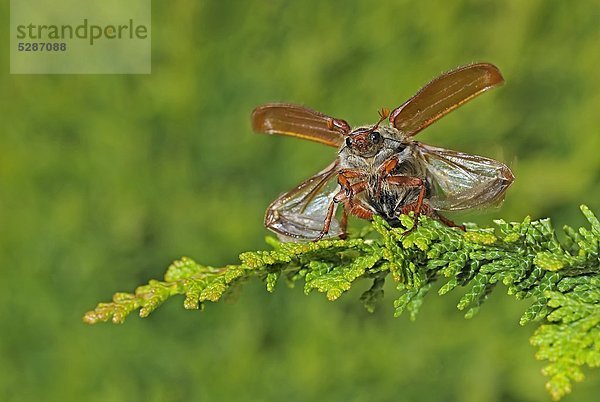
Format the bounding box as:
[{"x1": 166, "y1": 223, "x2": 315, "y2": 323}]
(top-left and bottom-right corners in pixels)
[
  {"x1": 415, "y1": 143, "x2": 514, "y2": 211},
  {"x1": 265, "y1": 161, "x2": 342, "y2": 241},
  {"x1": 252, "y1": 103, "x2": 349, "y2": 147},
  {"x1": 390, "y1": 63, "x2": 504, "y2": 137}
]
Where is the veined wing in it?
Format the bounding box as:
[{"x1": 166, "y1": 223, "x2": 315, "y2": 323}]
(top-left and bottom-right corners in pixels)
[
  {"x1": 415, "y1": 143, "x2": 514, "y2": 211},
  {"x1": 252, "y1": 103, "x2": 349, "y2": 147},
  {"x1": 265, "y1": 161, "x2": 342, "y2": 241},
  {"x1": 390, "y1": 63, "x2": 504, "y2": 137}
]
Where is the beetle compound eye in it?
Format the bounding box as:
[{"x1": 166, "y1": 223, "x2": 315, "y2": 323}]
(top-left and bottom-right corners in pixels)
[
  {"x1": 345, "y1": 137, "x2": 352, "y2": 147},
  {"x1": 370, "y1": 131, "x2": 382, "y2": 144}
]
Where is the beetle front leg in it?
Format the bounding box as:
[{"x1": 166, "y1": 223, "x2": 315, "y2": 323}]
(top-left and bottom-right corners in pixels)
[
  {"x1": 338, "y1": 168, "x2": 365, "y2": 202},
  {"x1": 375, "y1": 155, "x2": 400, "y2": 197},
  {"x1": 316, "y1": 180, "x2": 368, "y2": 241}
]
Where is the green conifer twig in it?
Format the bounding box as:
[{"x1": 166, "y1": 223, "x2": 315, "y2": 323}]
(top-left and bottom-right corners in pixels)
[{"x1": 83, "y1": 205, "x2": 599, "y2": 401}]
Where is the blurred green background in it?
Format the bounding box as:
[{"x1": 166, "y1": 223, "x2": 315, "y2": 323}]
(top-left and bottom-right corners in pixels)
[{"x1": 1, "y1": 1, "x2": 599, "y2": 401}]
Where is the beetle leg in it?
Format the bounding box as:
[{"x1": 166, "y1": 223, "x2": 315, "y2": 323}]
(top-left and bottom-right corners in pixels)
[
  {"x1": 338, "y1": 168, "x2": 365, "y2": 201},
  {"x1": 336, "y1": 196, "x2": 375, "y2": 239},
  {"x1": 339, "y1": 207, "x2": 349, "y2": 239},
  {"x1": 400, "y1": 201, "x2": 466, "y2": 233},
  {"x1": 382, "y1": 175, "x2": 425, "y2": 234},
  {"x1": 344, "y1": 198, "x2": 374, "y2": 220},
  {"x1": 375, "y1": 156, "x2": 400, "y2": 197},
  {"x1": 316, "y1": 199, "x2": 338, "y2": 241},
  {"x1": 316, "y1": 180, "x2": 368, "y2": 241},
  {"x1": 434, "y1": 212, "x2": 466, "y2": 231},
  {"x1": 385, "y1": 175, "x2": 465, "y2": 232}
]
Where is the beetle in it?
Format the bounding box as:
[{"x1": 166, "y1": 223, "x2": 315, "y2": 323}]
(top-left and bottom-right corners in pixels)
[{"x1": 252, "y1": 63, "x2": 514, "y2": 241}]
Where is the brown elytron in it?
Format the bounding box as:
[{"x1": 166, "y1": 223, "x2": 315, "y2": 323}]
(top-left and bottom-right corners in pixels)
[{"x1": 252, "y1": 63, "x2": 514, "y2": 241}]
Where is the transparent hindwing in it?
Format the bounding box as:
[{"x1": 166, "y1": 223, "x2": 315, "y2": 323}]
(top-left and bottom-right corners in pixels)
[
  {"x1": 265, "y1": 161, "x2": 342, "y2": 241},
  {"x1": 415, "y1": 143, "x2": 514, "y2": 211}
]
